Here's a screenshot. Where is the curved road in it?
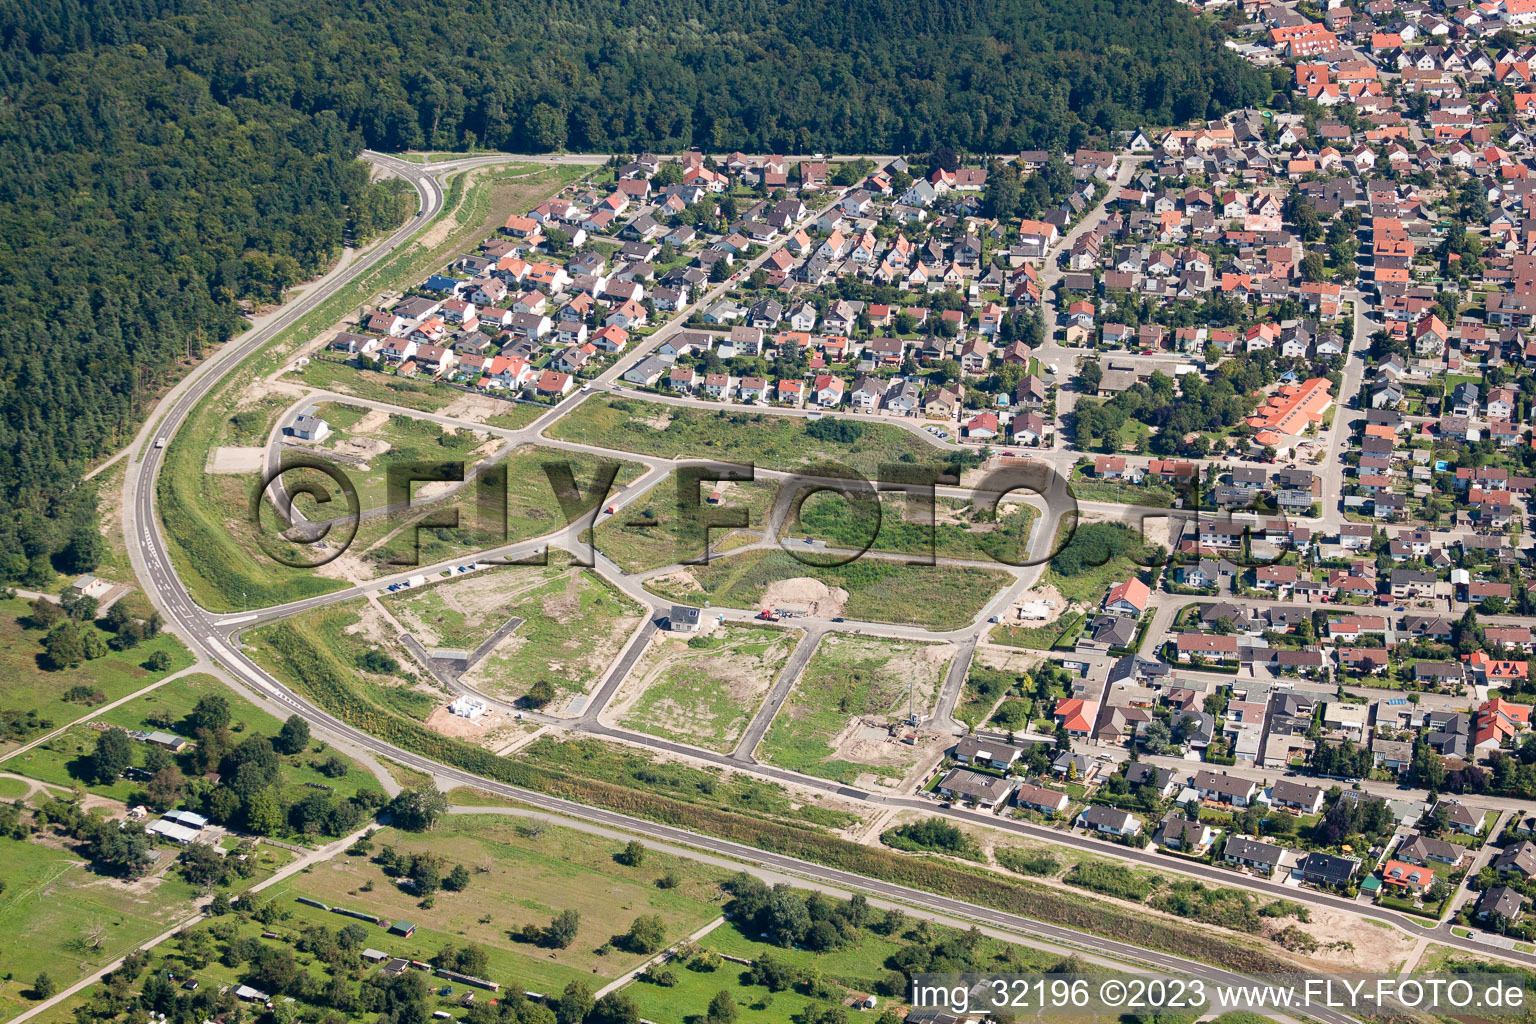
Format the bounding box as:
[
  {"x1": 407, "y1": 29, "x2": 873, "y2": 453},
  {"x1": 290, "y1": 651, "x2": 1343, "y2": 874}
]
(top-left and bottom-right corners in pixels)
[{"x1": 112, "y1": 148, "x2": 1464, "y2": 1017}]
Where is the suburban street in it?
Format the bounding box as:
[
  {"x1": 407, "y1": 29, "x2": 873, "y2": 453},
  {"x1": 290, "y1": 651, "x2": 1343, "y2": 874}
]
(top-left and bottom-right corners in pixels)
[{"x1": 108, "y1": 144, "x2": 1536, "y2": 1001}]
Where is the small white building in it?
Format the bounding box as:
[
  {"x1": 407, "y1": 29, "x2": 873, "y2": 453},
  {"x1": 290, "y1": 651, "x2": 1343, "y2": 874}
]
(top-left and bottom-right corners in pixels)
[
  {"x1": 164, "y1": 809, "x2": 209, "y2": 829},
  {"x1": 669, "y1": 604, "x2": 703, "y2": 632},
  {"x1": 147, "y1": 818, "x2": 204, "y2": 844},
  {"x1": 449, "y1": 696, "x2": 487, "y2": 719},
  {"x1": 287, "y1": 413, "x2": 332, "y2": 442},
  {"x1": 70, "y1": 575, "x2": 112, "y2": 600}
]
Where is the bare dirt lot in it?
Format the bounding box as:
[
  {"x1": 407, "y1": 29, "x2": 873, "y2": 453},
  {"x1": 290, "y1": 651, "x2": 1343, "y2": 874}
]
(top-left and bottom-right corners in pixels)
[
  {"x1": 205, "y1": 446, "x2": 266, "y2": 474},
  {"x1": 440, "y1": 392, "x2": 509, "y2": 424},
  {"x1": 425, "y1": 705, "x2": 508, "y2": 738},
  {"x1": 353, "y1": 408, "x2": 391, "y2": 433},
  {"x1": 1280, "y1": 904, "x2": 1419, "y2": 971},
  {"x1": 973, "y1": 644, "x2": 1044, "y2": 675},
  {"x1": 1007, "y1": 583, "x2": 1065, "y2": 623}
]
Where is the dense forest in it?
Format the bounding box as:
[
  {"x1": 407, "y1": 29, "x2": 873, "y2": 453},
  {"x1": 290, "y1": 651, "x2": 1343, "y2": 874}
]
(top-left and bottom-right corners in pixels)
[
  {"x1": 17, "y1": 0, "x2": 1267, "y2": 155},
  {"x1": 0, "y1": 0, "x2": 1264, "y2": 579},
  {"x1": 0, "y1": 16, "x2": 414, "y2": 580}
]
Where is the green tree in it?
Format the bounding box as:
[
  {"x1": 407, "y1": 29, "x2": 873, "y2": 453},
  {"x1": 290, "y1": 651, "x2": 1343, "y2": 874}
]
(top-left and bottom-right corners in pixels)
[
  {"x1": 388, "y1": 787, "x2": 448, "y2": 831},
  {"x1": 32, "y1": 972, "x2": 55, "y2": 1000},
  {"x1": 190, "y1": 694, "x2": 232, "y2": 732},
  {"x1": 27, "y1": 597, "x2": 63, "y2": 629},
  {"x1": 275, "y1": 715, "x2": 311, "y2": 754},
  {"x1": 546, "y1": 908, "x2": 581, "y2": 949},
  {"x1": 244, "y1": 789, "x2": 284, "y2": 835},
  {"x1": 706, "y1": 991, "x2": 738, "y2": 1024},
  {"x1": 623, "y1": 914, "x2": 667, "y2": 954},
  {"x1": 144, "y1": 765, "x2": 186, "y2": 810},
  {"x1": 80, "y1": 628, "x2": 107, "y2": 660},
  {"x1": 43, "y1": 621, "x2": 85, "y2": 669},
  {"x1": 554, "y1": 981, "x2": 594, "y2": 1024},
  {"x1": 88, "y1": 727, "x2": 134, "y2": 784},
  {"x1": 1301, "y1": 251, "x2": 1327, "y2": 283},
  {"x1": 589, "y1": 993, "x2": 641, "y2": 1024},
  {"x1": 222, "y1": 735, "x2": 281, "y2": 797},
  {"x1": 526, "y1": 679, "x2": 557, "y2": 707},
  {"x1": 525, "y1": 104, "x2": 567, "y2": 149}
]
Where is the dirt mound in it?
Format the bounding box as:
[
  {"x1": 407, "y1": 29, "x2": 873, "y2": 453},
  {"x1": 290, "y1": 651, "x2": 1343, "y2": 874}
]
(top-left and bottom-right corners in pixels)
[
  {"x1": 760, "y1": 577, "x2": 848, "y2": 618},
  {"x1": 333, "y1": 437, "x2": 391, "y2": 463},
  {"x1": 651, "y1": 569, "x2": 702, "y2": 594}
]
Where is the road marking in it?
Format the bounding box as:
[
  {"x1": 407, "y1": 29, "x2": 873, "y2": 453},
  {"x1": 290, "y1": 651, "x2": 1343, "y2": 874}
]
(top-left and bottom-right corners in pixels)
[
  {"x1": 203, "y1": 636, "x2": 276, "y2": 696},
  {"x1": 216, "y1": 613, "x2": 259, "y2": 626}
]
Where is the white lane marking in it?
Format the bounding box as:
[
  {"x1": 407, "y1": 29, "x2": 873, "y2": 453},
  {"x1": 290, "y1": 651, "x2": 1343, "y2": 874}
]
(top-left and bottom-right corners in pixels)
[
  {"x1": 204, "y1": 636, "x2": 273, "y2": 693},
  {"x1": 216, "y1": 614, "x2": 259, "y2": 626}
]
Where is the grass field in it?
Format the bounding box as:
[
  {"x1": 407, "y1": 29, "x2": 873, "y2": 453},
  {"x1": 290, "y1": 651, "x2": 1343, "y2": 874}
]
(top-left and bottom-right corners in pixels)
[
  {"x1": 0, "y1": 826, "x2": 292, "y2": 1023},
  {"x1": 7, "y1": 672, "x2": 383, "y2": 806},
  {"x1": 955, "y1": 649, "x2": 1038, "y2": 728},
  {"x1": 383, "y1": 572, "x2": 518, "y2": 651},
  {"x1": 617, "y1": 624, "x2": 799, "y2": 752},
  {"x1": 157, "y1": 162, "x2": 588, "y2": 612},
  {"x1": 16, "y1": 812, "x2": 723, "y2": 1024},
  {"x1": 594, "y1": 471, "x2": 779, "y2": 572},
  {"x1": 786, "y1": 490, "x2": 1036, "y2": 563},
  {"x1": 759, "y1": 634, "x2": 948, "y2": 783},
  {"x1": 483, "y1": 401, "x2": 547, "y2": 430},
  {"x1": 324, "y1": 443, "x2": 644, "y2": 575},
  {"x1": 546, "y1": 397, "x2": 940, "y2": 478},
  {"x1": 622, "y1": 903, "x2": 1071, "y2": 1024},
  {"x1": 0, "y1": 597, "x2": 194, "y2": 753},
  {"x1": 345, "y1": 498, "x2": 506, "y2": 576},
  {"x1": 23, "y1": 808, "x2": 1075, "y2": 1024},
  {"x1": 644, "y1": 549, "x2": 1011, "y2": 631},
  {"x1": 245, "y1": 599, "x2": 450, "y2": 723},
  {"x1": 443, "y1": 567, "x2": 646, "y2": 705},
  {"x1": 293, "y1": 360, "x2": 459, "y2": 412},
  {"x1": 281, "y1": 814, "x2": 726, "y2": 994},
  {"x1": 1042, "y1": 522, "x2": 1159, "y2": 606},
  {"x1": 85, "y1": 461, "x2": 136, "y2": 585},
  {"x1": 285, "y1": 404, "x2": 487, "y2": 510},
  {"x1": 988, "y1": 612, "x2": 1086, "y2": 652}
]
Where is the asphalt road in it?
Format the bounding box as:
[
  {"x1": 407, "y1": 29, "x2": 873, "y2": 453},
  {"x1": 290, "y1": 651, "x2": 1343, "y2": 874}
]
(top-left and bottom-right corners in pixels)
[
  {"x1": 118, "y1": 152, "x2": 1349, "y2": 1005},
  {"x1": 113, "y1": 147, "x2": 1535, "y2": 1004},
  {"x1": 730, "y1": 625, "x2": 827, "y2": 761}
]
